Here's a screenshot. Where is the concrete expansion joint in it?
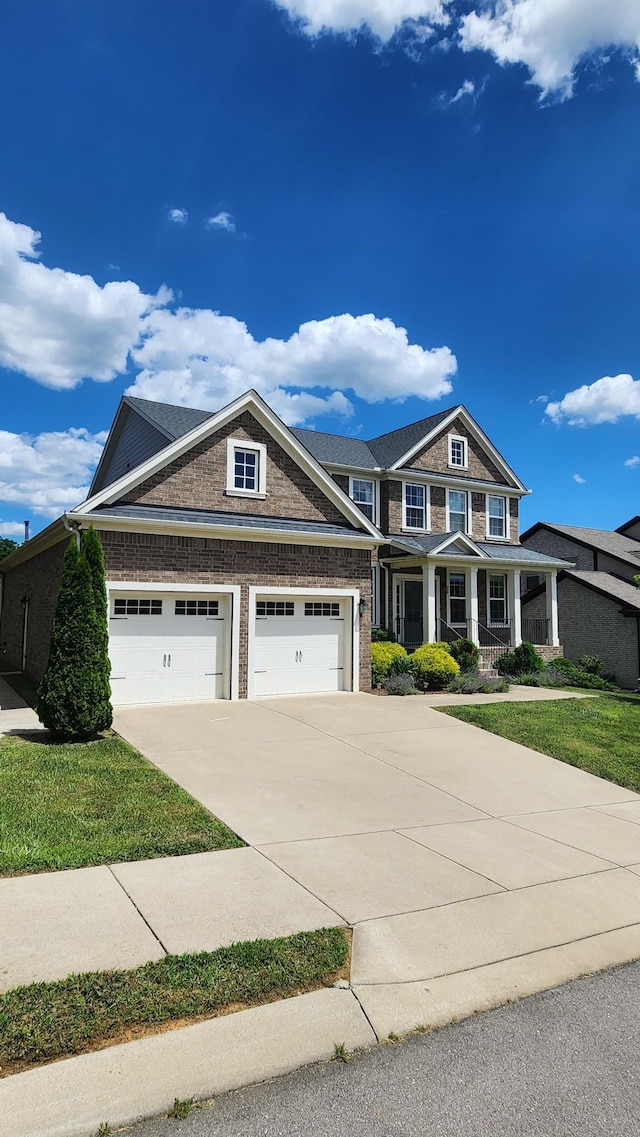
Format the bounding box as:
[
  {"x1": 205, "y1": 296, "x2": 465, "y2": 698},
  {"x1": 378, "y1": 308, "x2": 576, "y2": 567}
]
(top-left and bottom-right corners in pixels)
[{"x1": 107, "y1": 865, "x2": 170, "y2": 956}]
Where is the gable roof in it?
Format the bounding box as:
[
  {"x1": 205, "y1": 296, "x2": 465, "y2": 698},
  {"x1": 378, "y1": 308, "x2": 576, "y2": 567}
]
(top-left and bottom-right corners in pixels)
[
  {"x1": 562, "y1": 570, "x2": 640, "y2": 614},
  {"x1": 367, "y1": 409, "x2": 455, "y2": 468},
  {"x1": 616, "y1": 516, "x2": 640, "y2": 536},
  {"x1": 291, "y1": 428, "x2": 379, "y2": 469},
  {"x1": 388, "y1": 533, "x2": 570, "y2": 565},
  {"x1": 521, "y1": 522, "x2": 640, "y2": 568},
  {"x1": 74, "y1": 389, "x2": 383, "y2": 539},
  {"x1": 123, "y1": 395, "x2": 213, "y2": 440}
]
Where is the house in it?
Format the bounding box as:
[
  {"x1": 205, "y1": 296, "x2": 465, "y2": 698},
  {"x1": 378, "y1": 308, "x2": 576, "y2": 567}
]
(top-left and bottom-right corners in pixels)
[
  {"x1": 0, "y1": 391, "x2": 568, "y2": 705},
  {"x1": 521, "y1": 519, "x2": 640, "y2": 689}
]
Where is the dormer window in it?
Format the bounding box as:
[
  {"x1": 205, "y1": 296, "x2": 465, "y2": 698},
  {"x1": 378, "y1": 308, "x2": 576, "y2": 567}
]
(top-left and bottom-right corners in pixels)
[
  {"x1": 448, "y1": 434, "x2": 468, "y2": 469},
  {"x1": 226, "y1": 438, "x2": 267, "y2": 497}
]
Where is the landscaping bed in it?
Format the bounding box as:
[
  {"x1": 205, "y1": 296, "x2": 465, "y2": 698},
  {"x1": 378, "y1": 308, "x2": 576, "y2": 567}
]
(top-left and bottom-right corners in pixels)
[
  {"x1": 0, "y1": 927, "x2": 350, "y2": 1077},
  {"x1": 0, "y1": 734, "x2": 242, "y2": 875},
  {"x1": 439, "y1": 694, "x2": 640, "y2": 793}
]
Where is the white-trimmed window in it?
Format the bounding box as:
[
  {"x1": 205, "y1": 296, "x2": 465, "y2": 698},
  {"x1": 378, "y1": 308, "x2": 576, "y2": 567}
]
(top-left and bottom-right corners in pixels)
[
  {"x1": 447, "y1": 489, "x2": 468, "y2": 533},
  {"x1": 488, "y1": 574, "x2": 507, "y2": 625},
  {"x1": 449, "y1": 572, "x2": 467, "y2": 626},
  {"x1": 226, "y1": 438, "x2": 267, "y2": 497},
  {"x1": 448, "y1": 434, "x2": 468, "y2": 468},
  {"x1": 350, "y1": 477, "x2": 376, "y2": 523},
  {"x1": 487, "y1": 494, "x2": 506, "y2": 539},
  {"x1": 403, "y1": 482, "x2": 428, "y2": 530}
]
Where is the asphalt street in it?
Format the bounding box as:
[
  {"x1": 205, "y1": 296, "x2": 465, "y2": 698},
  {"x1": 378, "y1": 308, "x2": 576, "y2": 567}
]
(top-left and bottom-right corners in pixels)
[{"x1": 131, "y1": 962, "x2": 640, "y2": 1137}]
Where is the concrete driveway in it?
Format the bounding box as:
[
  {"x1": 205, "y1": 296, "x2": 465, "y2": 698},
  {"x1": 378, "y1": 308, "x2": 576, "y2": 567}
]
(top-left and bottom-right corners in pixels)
[{"x1": 115, "y1": 692, "x2": 640, "y2": 1036}]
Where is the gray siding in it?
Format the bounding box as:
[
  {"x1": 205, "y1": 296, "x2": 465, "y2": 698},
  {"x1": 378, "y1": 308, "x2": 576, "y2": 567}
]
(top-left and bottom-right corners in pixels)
[
  {"x1": 521, "y1": 529, "x2": 590, "y2": 569},
  {"x1": 94, "y1": 411, "x2": 168, "y2": 492}
]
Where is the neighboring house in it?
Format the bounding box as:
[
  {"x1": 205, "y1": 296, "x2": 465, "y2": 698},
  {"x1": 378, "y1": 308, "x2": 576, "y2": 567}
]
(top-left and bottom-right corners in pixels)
[
  {"x1": 0, "y1": 391, "x2": 567, "y2": 705},
  {"x1": 521, "y1": 519, "x2": 640, "y2": 689}
]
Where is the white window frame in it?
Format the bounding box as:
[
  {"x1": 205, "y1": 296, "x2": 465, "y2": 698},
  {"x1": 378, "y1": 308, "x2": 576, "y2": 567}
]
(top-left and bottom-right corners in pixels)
[
  {"x1": 446, "y1": 488, "x2": 469, "y2": 534},
  {"x1": 447, "y1": 570, "x2": 467, "y2": 628},
  {"x1": 448, "y1": 434, "x2": 468, "y2": 469},
  {"x1": 226, "y1": 438, "x2": 267, "y2": 498},
  {"x1": 402, "y1": 481, "x2": 430, "y2": 532},
  {"x1": 487, "y1": 572, "x2": 508, "y2": 627},
  {"x1": 349, "y1": 476, "x2": 378, "y2": 525},
  {"x1": 486, "y1": 494, "x2": 508, "y2": 541}
]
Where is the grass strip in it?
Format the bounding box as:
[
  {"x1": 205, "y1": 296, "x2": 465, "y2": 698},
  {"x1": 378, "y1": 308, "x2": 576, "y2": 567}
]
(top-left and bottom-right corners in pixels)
[
  {"x1": 0, "y1": 734, "x2": 242, "y2": 875},
  {"x1": 439, "y1": 694, "x2": 640, "y2": 793},
  {"x1": 0, "y1": 928, "x2": 350, "y2": 1076}
]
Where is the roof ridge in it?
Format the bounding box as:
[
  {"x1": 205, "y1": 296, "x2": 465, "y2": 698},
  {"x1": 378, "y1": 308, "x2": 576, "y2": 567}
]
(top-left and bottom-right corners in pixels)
[{"x1": 367, "y1": 405, "x2": 459, "y2": 445}]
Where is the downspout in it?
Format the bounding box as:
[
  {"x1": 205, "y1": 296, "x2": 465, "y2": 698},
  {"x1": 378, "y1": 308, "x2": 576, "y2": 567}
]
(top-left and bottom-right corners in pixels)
[{"x1": 63, "y1": 515, "x2": 83, "y2": 547}]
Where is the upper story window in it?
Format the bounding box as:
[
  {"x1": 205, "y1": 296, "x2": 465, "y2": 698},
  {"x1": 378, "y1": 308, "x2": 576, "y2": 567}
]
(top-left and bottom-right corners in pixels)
[
  {"x1": 403, "y1": 482, "x2": 428, "y2": 530},
  {"x1": 447, "y1": 489, "x2": 468, "y2": 533},
  {"x1": 487, "y1": 494, "x2": 507, "y2": 539},
  {"x1": 349, "y1": 477, "x2": 376, "y2": 523},
  {"x1": 448, "y1": 434, "x2": 468, "y2": 469},
  {"x1": 226, "y1": 438, "x2": 267, "y2": 497}
]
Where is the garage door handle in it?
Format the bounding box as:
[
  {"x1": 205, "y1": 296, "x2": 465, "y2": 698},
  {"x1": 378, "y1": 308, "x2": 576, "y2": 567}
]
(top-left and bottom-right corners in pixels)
[
  {"x1": 163, "y1": 654, "x2": 166, "y2": 668},
  {"x1": 168, "y1": 654, "x2": 171, "y2": 668}
]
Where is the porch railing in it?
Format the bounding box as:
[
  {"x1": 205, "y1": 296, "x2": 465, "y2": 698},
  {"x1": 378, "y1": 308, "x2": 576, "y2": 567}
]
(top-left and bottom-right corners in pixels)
[
  {"x1": 521, "y1": 617, "x2": 550, "y2": 645},
  {"x1": 394, "y1": 617, "x2": 423, "y2": 650}
]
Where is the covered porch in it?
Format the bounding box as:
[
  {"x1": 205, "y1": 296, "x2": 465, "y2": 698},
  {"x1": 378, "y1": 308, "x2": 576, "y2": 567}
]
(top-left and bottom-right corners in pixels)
[{"x1": 380, "y1": 534, "x2": 563, "y2": 664}]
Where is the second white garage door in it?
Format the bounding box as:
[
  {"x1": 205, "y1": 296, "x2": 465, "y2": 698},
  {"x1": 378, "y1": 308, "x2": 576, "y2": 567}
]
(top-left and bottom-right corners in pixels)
[{"x1": 252, "y1": 596, "x2": 351, "y2": 696}]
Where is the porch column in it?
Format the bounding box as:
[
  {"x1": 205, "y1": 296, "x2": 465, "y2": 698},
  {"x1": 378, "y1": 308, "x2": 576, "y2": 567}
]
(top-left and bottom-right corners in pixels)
[
  {"x1": 423, "y1": 563, "x2": 437, "y2": 643},
  {"x1": 469, "y1": 567, "x2": 479, "y2": 645},
  {"x1": 510, "y1": 569, "x2": 522, "y2": 646},
  {"x1": 546, "y1": 570, "x2": 559, "y2": 646}
]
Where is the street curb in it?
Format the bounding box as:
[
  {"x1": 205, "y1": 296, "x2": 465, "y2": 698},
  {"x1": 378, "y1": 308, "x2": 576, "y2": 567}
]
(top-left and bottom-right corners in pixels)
[{"x1": 0, "y1": 988, "x2": 377, "y2": 1137}]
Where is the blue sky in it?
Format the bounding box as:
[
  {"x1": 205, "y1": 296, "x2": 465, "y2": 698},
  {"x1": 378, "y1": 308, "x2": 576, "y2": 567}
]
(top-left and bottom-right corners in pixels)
[{"x1": 2, "y1": 0, "x2": 640, "y2": 539}]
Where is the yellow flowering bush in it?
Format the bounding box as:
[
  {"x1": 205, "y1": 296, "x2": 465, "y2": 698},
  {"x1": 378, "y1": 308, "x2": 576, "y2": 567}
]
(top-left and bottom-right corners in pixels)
[{"x1": 371, "y1": 641, "x2": 407, "y2": 685}]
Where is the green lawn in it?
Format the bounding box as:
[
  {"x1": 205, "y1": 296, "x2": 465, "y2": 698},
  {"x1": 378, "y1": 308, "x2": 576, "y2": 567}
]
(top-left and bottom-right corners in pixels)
[
  {"x1": 440, "y1": 694, "x2": 640, "y2": 793},
  {"x1": 0, "y1": 927, "x2": 349, "y2": 1076},
  {"x1": 0, "y1": 734, "x2": 242, "y2": 875}
]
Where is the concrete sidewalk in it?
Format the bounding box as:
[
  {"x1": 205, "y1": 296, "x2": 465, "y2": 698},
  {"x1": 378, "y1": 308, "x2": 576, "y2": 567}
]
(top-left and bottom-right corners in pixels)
[{"x1": 0, "y1": 674, "x2": 42, "y2": 736}]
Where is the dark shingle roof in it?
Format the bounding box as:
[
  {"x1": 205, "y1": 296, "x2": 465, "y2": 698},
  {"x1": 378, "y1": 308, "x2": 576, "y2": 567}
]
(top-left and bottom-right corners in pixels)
[
  {"x1": 526, "y1": 522, "x2": 640, "y2": 567},
  {"x1": 291, "y1": 428, "x2": 379, "y2": 469},
  {"x1": 564, "y1": 570, "x2": 640, "y2": 612},
  {"x1": 124, "y1": 396, "x2": 213, "y2": 440},
  {"x1": 367, "y1": 408, "x2": 457, "y2": 468},
  {"x1": 388, "y1": 532, "x2": 571, "y2": 564},
  {"x1": 94, "y1": 503, "x2": 371, "y2": 539}
]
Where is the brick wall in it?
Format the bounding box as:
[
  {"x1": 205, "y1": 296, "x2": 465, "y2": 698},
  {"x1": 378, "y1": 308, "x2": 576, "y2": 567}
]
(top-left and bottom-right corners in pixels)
[
  {"x1": 101, "y1": 530, "x2": 371, "y2": 697},
  {"x1": 408, "y1": 416, "x2": 507, "y2": 483},
  {"x1": 121, "y1": 411, "x2": 349, "y2": 528},
  {"x1": 0, "y1": 538, "x2": 68, "y2": 681},
  {"x1": 523, "y1": 576, "x2": 638, "y2": 688}
]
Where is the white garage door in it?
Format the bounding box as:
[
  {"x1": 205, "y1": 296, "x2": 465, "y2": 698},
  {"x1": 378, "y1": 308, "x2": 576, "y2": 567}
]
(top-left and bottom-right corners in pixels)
[
  {"x1": 109, "y1": 592, "x2": 230, "y2": 705},
  {"x1": 253, "y1": 597, "x2": 351, "y2": 697}
]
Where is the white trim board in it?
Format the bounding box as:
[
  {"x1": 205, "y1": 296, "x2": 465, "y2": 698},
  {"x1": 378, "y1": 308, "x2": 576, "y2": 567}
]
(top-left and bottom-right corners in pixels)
[
  {"x1": 106, "y1": 580, "x2": 241, "y2": 701},
  {"x1": 73, "y1": 512, "x2": 378, "y2": 549},
  {"x1": 246, "y1": 585, "x2": 360, "y2": 699},
  {"x1": 73, "y1": 390, "x2": 382, "y2": 540}
]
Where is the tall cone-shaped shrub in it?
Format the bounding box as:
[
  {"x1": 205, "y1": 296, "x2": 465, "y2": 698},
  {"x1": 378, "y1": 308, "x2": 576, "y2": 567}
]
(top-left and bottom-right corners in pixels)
[
  {"x1": 37, "y1": 539, "x2": 111, "y2": 738},
  {"x1": 81, "y1": 525, "x2": 113, "y2": 731}
]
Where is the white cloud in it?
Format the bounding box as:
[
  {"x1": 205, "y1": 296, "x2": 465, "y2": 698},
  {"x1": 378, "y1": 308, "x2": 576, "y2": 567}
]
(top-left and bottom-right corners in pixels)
[
  {"x1": 572, "y1": 473, "x2": 586, "y2": 484},
  {"x1": 0, "y1": 209, "x2": 456, "y2": 438},
  {"x1": 168, "y1": 208, "x2": 188, "y2": 224},
  {"x1": 128, "y1": 310, "x2": 457, "y2": 425},
  {"x1": 205, "y1": 212, "x2": 236, "y2": 232},
  {"x1": 545, "y1": 374, "x2": 640, "y2": 425},
  {"x1": 441, "y1": 79, "x2": 476, "y2": 105},
  {"x1": 460, "y1": 0, "x2": 640, "y2": 98},
  {"x1": 0, "y1": 213, "x2": 169, "y2": 389},
  {"x1": 272, "y1": 0, "x2": 449, "y2": 41},
  {"x1": 0, "y1": 427, "x2": 107, "y2": 518},
  {"x1": 0, "y1": 521, "x2": 25, "y2": 538},
  {"x1": 624, "y1": 455, "x2": 640, "y2": 468}
]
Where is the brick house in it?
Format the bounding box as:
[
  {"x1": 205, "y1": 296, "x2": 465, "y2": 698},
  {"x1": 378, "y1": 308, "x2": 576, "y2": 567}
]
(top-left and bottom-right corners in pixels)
[
  {"x1": 0, "y1": 391, "x2": 567, "y2": 704},
  {"x1": 521, "y1": 519, "x2": 640, "y2": 689}
]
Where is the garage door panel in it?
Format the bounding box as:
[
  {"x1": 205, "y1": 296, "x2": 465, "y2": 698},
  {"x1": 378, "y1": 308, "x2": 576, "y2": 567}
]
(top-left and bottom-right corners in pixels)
[
  {"x1": 253, "y1": 599, "x2": 350, "y2": 697},
  {"x1": 109, "y1": 593, "x2": 229, "y2": 705}
]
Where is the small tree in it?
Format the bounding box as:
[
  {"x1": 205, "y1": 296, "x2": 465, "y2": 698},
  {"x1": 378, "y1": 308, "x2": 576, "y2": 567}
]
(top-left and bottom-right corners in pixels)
[
  {"x1": 0, "y1": 536, "x2": 18, "y2": 562},
  {"x1": 81, "y1": 526, "x2": 113, "y2": 731},
  {"x1": 37, "y1": 539, "x2": 112, "y2": 739}
]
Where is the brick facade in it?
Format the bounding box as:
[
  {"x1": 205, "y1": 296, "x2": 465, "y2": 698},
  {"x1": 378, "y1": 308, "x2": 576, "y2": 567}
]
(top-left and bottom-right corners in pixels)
[
  {"x1": 0, "y1": 537, "x2": 68, "y2": 681},
  {"x1": 121, "y1": 411, "x2": 349, "y2": 528},
  {"x1": 407, "y1": 416, "x2": 507, "y2": 483},
  {"x1": 523, "y1": 577, "x2": 638, "y2": 688},
  {"x1": 100, "y1": 530, "x2": 371, "y2": 697}
]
